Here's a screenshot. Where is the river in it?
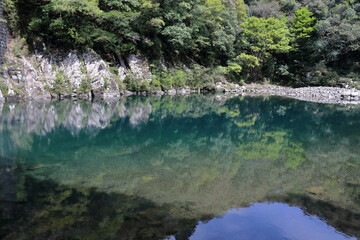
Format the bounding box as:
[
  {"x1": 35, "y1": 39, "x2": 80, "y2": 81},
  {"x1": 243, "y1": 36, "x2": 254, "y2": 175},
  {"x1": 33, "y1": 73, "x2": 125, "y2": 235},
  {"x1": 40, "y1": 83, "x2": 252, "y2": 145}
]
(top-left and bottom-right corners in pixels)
[{"x1": 0, "y1": 95, "x2": 359, "y2": 239}]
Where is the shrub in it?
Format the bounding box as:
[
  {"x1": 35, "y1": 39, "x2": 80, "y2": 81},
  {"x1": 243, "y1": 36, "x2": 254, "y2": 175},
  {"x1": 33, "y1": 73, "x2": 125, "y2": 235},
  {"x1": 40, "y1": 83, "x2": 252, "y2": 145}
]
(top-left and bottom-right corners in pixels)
[
  {"x1": 124, "y1": 72, "x2": 150, "y2": 92},
  {"x1": 52, "y1": 70, "x2": 72, "y2": 95},
  {"x1": 0, "y1": 80, "x2": 9, "y2": 96},
  {"x1": 114, "y1": 76, "x2": 126, "y2": 92},
  {"x1": 12, "y1": 38, "x2": 29, "y2": 58},
  {"x1": 78, "y1": 76, "x2": 92, "y2": 94},
  {"x1": 151, "y1": 68, "x2": 187, "y2": 90}
]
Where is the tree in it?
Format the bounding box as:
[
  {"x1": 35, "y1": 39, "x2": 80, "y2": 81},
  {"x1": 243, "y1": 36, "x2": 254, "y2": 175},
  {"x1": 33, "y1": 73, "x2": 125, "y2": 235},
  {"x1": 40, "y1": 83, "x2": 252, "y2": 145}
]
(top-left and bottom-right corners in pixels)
[
  {"x1": 204, "y1": 0, "x2": 225, "y2": 14},
  {"x1": 291, "y1": 7, "x2": 316, "y2": 40},
  {"x1": 236, "y1": 0, "x2": 247, "y2": 21},
  {"x1": 235, "y1": 16, "x2": 292, "y2": 81},
  {"x1": 241, "y1": 16, "x2": 292, "y2": 60}
]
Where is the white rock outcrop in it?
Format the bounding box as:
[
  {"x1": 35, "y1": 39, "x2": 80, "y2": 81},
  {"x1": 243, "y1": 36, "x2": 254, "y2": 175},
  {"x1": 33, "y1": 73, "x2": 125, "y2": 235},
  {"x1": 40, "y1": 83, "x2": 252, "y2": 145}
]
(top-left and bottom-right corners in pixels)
[
  {"x1": 126, "y1": 54, "x2": 152, "y2": 82},
  {"x1": 1, "y1": 50, "x2": 152, "y2": 99}
]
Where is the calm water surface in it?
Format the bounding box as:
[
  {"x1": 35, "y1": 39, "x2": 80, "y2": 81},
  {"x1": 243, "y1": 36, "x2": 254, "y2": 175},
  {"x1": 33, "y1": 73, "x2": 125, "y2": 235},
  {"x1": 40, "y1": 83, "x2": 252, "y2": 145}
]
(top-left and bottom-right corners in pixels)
[{"x1": 0, "y1": 95, "x2": 359, "y2": 240}]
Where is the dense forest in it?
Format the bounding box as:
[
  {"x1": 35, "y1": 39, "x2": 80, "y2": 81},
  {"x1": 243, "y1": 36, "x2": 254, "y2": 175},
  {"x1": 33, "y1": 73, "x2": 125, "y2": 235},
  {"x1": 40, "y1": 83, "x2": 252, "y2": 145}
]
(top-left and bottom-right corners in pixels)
[{"x1": 2, "y1": 0, "x2": 360, "y2": 88}]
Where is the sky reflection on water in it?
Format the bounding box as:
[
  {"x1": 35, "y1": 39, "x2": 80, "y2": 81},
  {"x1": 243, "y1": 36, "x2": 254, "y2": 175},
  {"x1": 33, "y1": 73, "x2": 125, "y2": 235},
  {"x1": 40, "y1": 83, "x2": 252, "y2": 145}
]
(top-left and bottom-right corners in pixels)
[{"x1": 168, "y1": 203, "x2": 356, "y2": 240}]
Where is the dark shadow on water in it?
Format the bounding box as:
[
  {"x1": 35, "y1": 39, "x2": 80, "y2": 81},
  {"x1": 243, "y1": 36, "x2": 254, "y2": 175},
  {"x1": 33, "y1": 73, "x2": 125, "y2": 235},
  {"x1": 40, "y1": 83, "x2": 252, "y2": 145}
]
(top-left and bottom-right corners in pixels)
[
  {"x1": 0, "y1": 165, "x2": 203, "y2": 240},
  {"x1": 1, "y1": 164, "x2": 360, "y2": 240}
]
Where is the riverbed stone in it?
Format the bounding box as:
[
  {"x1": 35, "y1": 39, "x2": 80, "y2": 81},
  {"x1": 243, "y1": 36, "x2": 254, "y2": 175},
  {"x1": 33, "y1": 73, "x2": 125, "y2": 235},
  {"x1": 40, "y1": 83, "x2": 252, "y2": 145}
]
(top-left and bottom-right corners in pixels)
[{"x1": 241, "y1": 84, "x2": 360, "y2": 104}]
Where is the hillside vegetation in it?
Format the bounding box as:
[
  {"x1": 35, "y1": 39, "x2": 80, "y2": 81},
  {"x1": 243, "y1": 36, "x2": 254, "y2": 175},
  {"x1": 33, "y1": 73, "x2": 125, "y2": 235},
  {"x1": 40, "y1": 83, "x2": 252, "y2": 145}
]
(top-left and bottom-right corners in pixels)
[{"x1": 3, "y1": 0, "x2": 360, "y2": 88}]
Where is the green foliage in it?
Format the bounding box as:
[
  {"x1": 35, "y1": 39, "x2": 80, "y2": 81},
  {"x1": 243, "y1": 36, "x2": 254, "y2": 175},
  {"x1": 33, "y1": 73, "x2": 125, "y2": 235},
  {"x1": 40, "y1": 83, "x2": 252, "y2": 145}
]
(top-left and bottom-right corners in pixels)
[
  {"x1": 25, "y1": 0, "x2": 140, "y2": 54},
  {"x1": 204, "y1": 0, "x2": 226, "y2": 14},
  {"x1": 114, "y1": 76, "x2": 126, "y2": 91},
  {"x1": 0, "y1": 80, "x2": 9, "y2": 96},
  {"x1": 161, "y1": 24, "x2": 193, "y2": 49},
  {"x1": 227, "y1": 63, "x2": 243, "y2": 74},
  {"x1": 108, "y1": 66, "x2": 119, "y2": 75},
  {"x1": 52, "y1": 70, "x2": 72, "y2": 95},
  {"x1": 78, "y1": 77, "x2": 92, "y2": 94},
  {"x1": 241, "y1": 16, "x2": 292, "y2": 59},
  {"x1": 150, "y1": 66, "x2": 226, "y2": 91},
  {"x1": 226, "y1": 53, "x2": 260, "y2": 82},
  {"x1": 3, "y1": 0, "x2": 19, "y2": 34},
  {"x1": 3, "y1": 0, "x2": 239, "y2": 65},
  {"x1": 124, "y1": 72, "x2": 150, "y2": 92},
  {"x1": 236, "y1": 16, "x2": 292, "y2": 81},
  {"x1": 291, "y1": 7, "x2": 316, "y2": 40},
  {"x1": 2, "y1": 0, "x2": 360, "y2": 87},
  {"x1": 151, "y1": 68, "x2": 188, "y2": 90},
  {"x1": 12, "y1": 37, "x2": 29, "y2": 58},
  {"x1": 236, "y1": 53, "x2": 260, "y2": 68},
  {"x1": 236, "y1": 0, "x2": 247, "y2": 21}
]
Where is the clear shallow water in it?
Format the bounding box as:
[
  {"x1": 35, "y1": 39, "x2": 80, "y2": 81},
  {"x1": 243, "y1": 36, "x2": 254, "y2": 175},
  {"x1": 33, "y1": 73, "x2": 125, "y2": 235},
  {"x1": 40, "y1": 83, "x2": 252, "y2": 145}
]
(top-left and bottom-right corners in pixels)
[{"x1": 0, "y1": 95, "x2": 360, "y2": 240}]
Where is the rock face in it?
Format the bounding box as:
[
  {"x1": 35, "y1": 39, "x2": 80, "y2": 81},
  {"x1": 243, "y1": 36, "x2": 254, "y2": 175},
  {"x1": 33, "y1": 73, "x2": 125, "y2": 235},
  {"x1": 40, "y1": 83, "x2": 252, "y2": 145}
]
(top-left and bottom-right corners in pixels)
[
  {"x1": 0, "y1": 49, "x2": 153, "y2": 99},
  {"x1": 126, "y1": 54, "x2": 152, "y2": 82},
  {"x1": 0, "y1": 8, "x2": 153, "y2": 100},
  {"x1": 0, "y1": 1, "x2": 7, "y2": 66}
]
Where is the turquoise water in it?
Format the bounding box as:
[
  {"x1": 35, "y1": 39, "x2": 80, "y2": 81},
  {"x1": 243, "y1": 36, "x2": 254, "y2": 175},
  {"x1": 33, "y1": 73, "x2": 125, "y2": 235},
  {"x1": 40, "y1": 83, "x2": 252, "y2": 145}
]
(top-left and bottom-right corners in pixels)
[{"x1": 0, "y1": 95, "x2": 360, "y2": 240}]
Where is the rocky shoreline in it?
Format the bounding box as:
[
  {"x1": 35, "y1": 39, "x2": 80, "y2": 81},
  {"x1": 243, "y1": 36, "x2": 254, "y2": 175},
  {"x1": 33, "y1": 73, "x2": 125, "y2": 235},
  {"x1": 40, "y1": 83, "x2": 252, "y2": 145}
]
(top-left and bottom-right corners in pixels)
[
  {"x1": 236, "y1": 84, "x2": 360, "y2": 105},
  {"x1": 117, "y1": 83, "x2": 360, "y2": 105},
  {"x1": 0, "y1": 50, "x2": 360, "y2": 104},
  {"x1": 2, "y1": 82, "x2": 360, "y2": 105},
  {"x1": 1, "y1": 50, "x2": 360, "y2": 105}
]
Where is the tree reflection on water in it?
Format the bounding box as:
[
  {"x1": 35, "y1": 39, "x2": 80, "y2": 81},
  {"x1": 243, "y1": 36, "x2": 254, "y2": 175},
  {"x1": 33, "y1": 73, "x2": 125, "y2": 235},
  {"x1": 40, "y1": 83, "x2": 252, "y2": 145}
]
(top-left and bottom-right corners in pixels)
[{"x1": 1, "y1": 95, "x2": 360, "y2": 239}]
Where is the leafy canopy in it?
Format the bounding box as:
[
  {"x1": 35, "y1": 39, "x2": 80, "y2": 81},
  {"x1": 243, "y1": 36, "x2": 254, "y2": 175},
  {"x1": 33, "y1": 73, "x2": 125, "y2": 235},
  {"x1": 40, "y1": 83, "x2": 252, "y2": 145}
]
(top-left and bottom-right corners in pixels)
[
  {"x1": 291, "y1": 7, "x2": 316, "y2": 39},
  {"x1": 241, "y1": 16, "x2": 292, "y2": 59}
]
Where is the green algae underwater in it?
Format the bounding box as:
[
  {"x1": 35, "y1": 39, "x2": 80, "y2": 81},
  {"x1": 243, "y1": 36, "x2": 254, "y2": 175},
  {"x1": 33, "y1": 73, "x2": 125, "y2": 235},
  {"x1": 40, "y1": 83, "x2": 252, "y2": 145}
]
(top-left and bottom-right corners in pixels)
[{"x1": 0, "y1": 95, "x2": 360, "y2": 240}]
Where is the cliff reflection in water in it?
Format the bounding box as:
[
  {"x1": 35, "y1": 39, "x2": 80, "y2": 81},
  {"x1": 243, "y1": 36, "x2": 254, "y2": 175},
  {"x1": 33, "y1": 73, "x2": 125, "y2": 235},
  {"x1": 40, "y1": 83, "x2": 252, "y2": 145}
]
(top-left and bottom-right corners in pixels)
[{"x1": 1, "y1": 95, "x2": 360, "y2": 239}]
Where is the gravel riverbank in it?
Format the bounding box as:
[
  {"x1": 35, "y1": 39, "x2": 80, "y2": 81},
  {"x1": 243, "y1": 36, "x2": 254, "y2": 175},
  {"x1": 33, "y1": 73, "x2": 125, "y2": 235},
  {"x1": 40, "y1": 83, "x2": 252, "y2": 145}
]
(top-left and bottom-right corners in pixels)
[{"x1": 233, "y1": 84, "x2": 360, "y2": 105}]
